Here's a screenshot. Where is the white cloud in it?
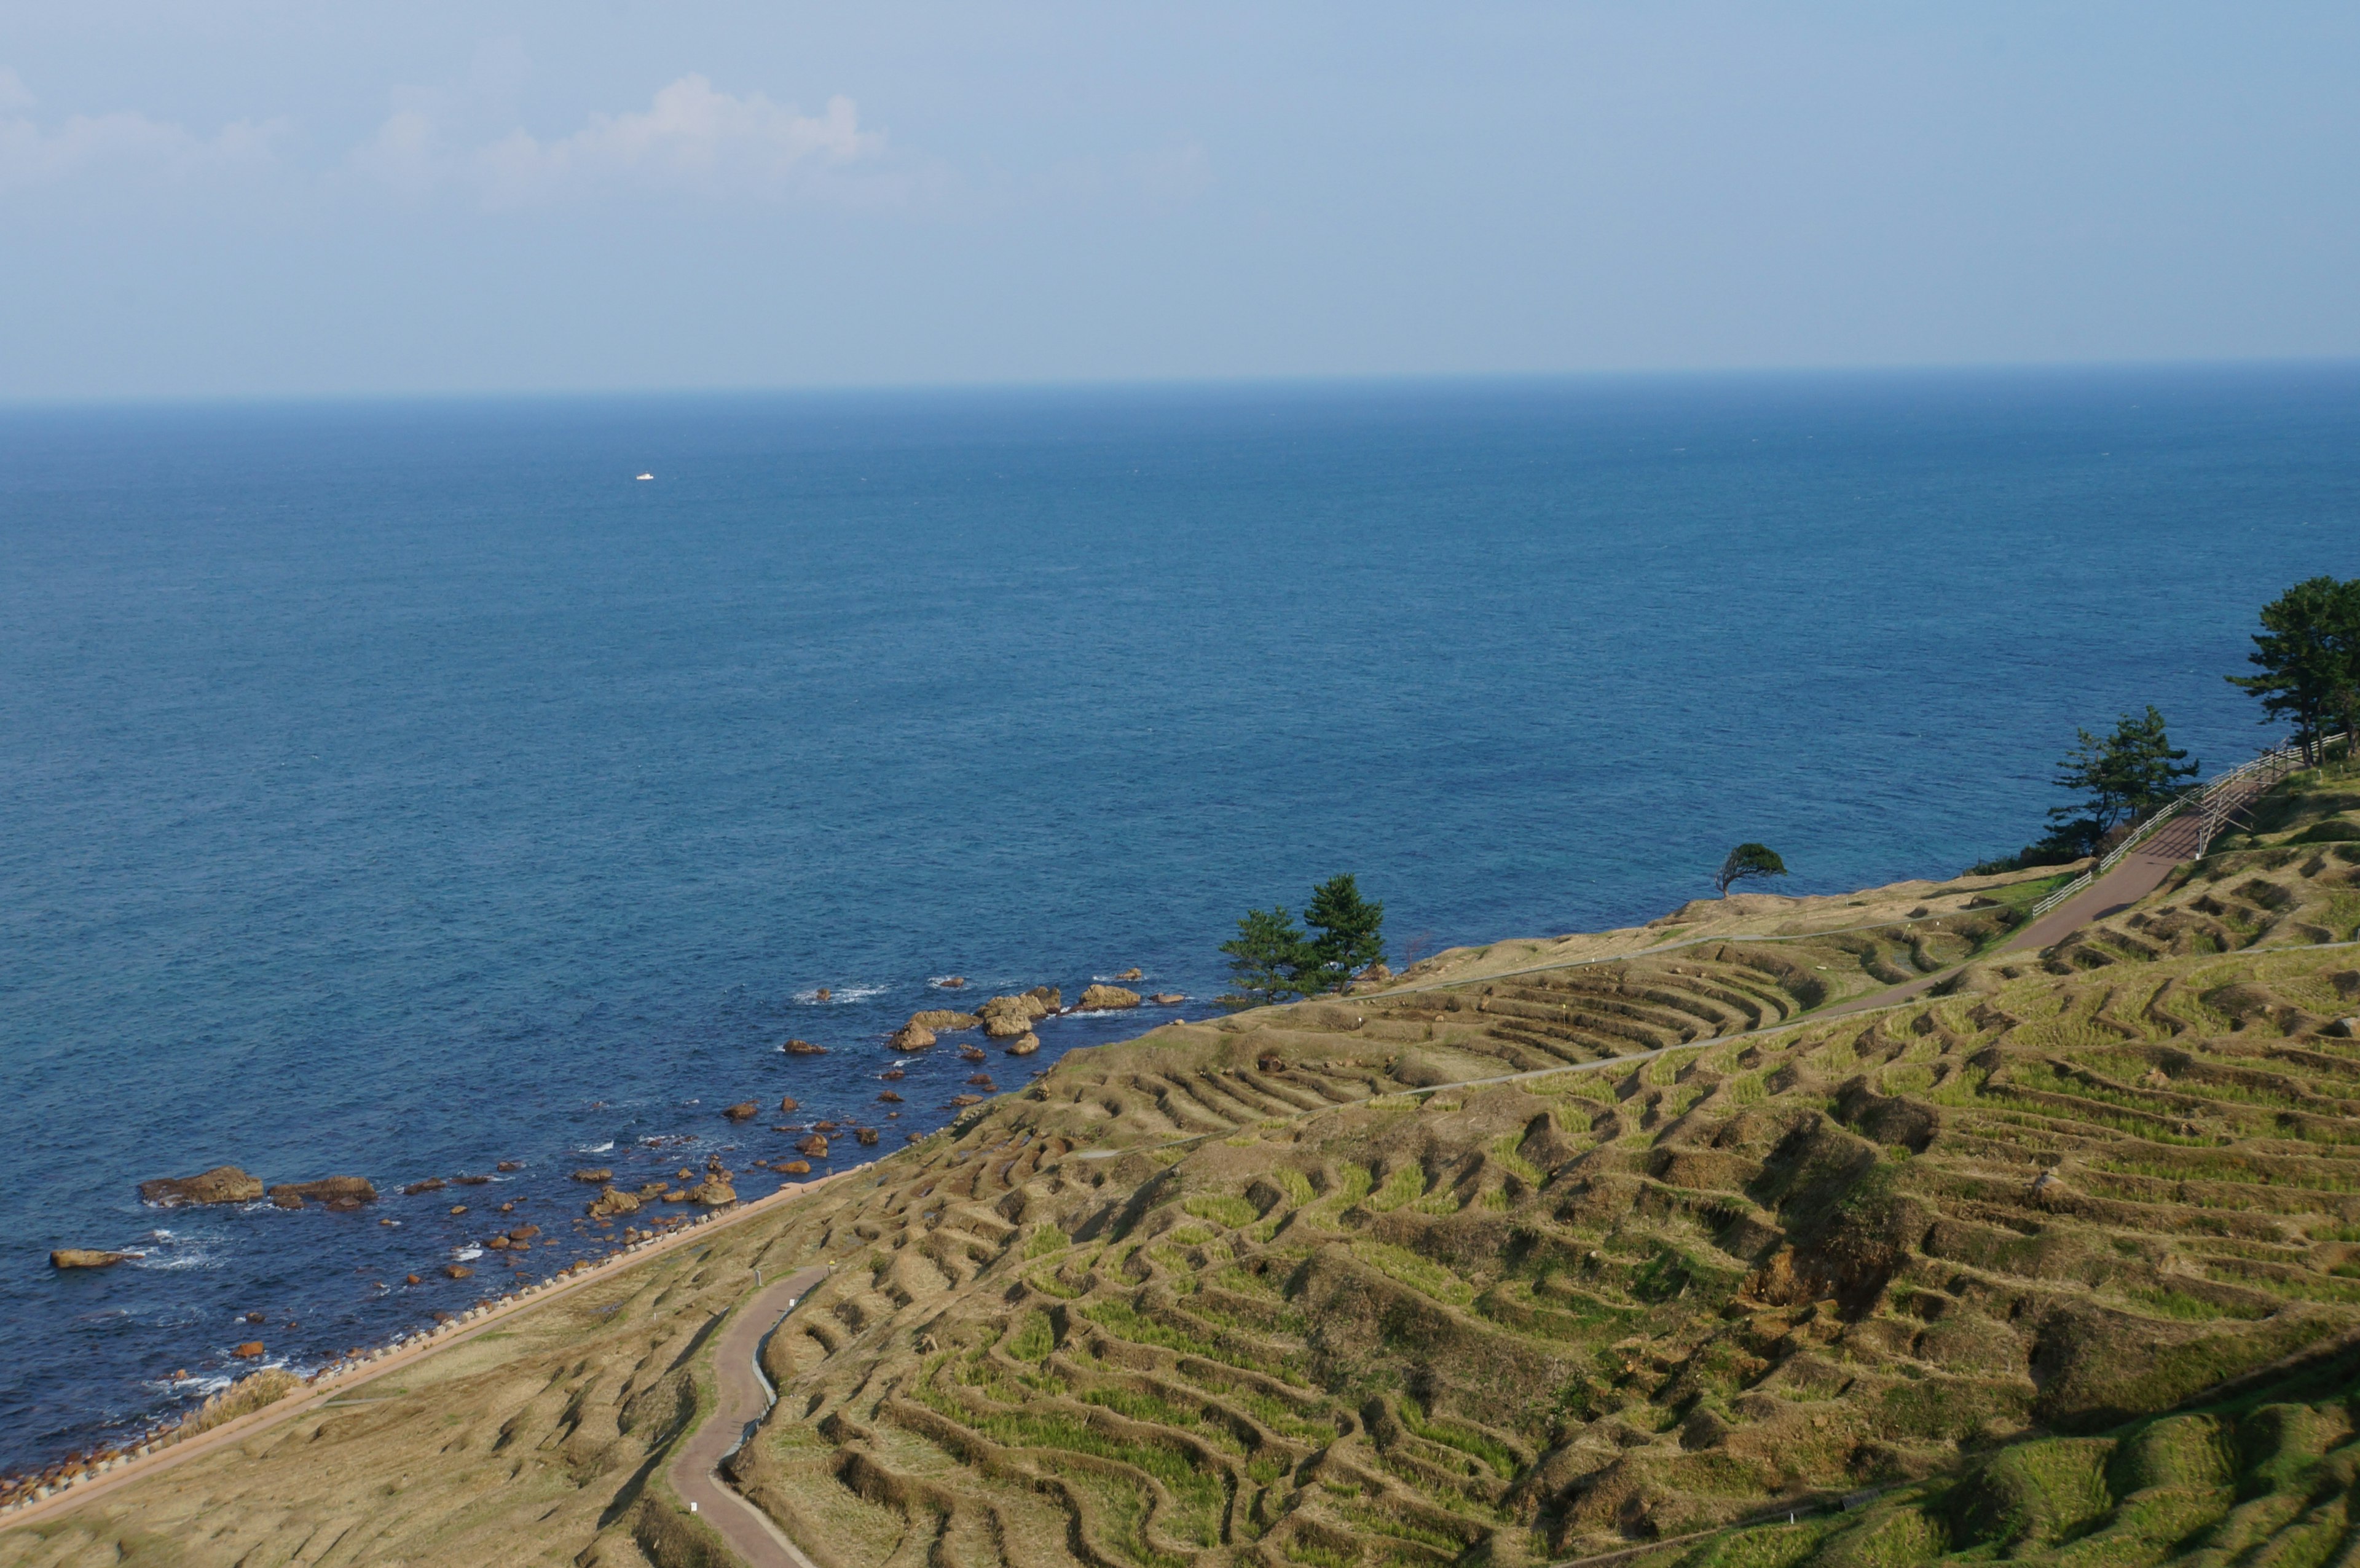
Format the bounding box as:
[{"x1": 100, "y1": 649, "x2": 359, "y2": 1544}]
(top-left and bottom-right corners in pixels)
[
  {"x1": 355, "y1": 74, "x2": 887, "y2": 209},
  {"x1": 0, "y1": 69, "x2": 285, "y2": 188}
]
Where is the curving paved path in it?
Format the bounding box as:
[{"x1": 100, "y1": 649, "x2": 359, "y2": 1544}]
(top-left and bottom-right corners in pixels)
[
  {"x1": 0, "y1": 1168, "x2": 865, "y2": 1539},
  {"x1": 669, "y1": 1264, "x2": 832, "y2": 1568}
]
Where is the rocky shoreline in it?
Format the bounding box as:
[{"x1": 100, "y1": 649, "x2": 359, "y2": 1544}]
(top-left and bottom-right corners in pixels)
[
  {"x1": 1, "y1": 1169, "x2": 854, "y2": 1518},
  {"x1": 17, "y1": 964, "x2": 1194, "y2": 1501}
]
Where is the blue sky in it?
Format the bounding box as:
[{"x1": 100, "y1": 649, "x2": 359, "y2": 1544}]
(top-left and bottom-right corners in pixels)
[{"x1": 5, "y1": 2, "x2": 2357, "y2": 399}]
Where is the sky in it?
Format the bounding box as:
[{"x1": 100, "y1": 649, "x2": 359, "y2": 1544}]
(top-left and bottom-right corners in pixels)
[{"x1": 4, "y1": 2, "x2": 2358, "y2": 400}]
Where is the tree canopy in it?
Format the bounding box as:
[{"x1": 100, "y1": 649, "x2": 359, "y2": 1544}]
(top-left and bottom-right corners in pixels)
[
  {"x1": 1714, "y1": 843, "x2": 1787, "y2": 896},
  {"x1": 1219, "y1": 873, "x2": 1386, "y2": 1006},
  {"x1": 2039, "y1": 705, "x2": 2198, "y2": 858},
  {"x1": 2229, "y1": 576, "x2": 2360, "y2": 764}
]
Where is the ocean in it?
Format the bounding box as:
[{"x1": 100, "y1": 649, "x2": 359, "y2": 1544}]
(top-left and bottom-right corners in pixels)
[{"x1": 2, "y1": 367, "x2": 2355, "y2": 1473}]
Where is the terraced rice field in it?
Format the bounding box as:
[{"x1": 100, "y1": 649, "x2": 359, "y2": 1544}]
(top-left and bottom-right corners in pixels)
[{"x1": 14, "y1": 780, "x2": 2360, "y2": 1568}]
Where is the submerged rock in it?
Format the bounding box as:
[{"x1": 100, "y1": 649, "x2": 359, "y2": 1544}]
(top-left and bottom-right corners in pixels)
[
  {"x1": 50, "y1": 1249, "x2": 131, "y2": 1269},
  {"x1": 401, "y1": 1178, "x2": 447, "y2": 1196},
  {"x1": 138, "y1": 1166, "x2": 264, "y2": 1207}
]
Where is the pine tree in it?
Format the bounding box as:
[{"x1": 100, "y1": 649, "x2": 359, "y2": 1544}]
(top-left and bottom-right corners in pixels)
[
  {"x1": 1302, "y1": 873, "x2": 1384, "y2": 991},
  {"x1": 1714, "y1": 844, "x2": 1787, "y2": 896},
  {"x1": 2041, "y1": 705, "x2": 2198, "y2": 855},
  {"x1": 1220, "y1": 907, "x2": 1312, "y2": 1008},
  {"x1": 2229, "y1": 577, "x2": 2360, "y2": 765}
]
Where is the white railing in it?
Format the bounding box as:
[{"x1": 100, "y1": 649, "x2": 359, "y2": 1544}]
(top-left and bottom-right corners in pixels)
[{"x1": 2022, "y1": 732, "x2": 2345, "y2": 919}]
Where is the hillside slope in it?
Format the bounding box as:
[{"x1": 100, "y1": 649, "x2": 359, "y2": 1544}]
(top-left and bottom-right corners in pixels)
[{"x1": 10, "y1": 777, "x2": 2360, "y2": 1568}]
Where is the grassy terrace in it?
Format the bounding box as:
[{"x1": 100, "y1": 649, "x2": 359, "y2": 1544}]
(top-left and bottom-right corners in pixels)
[
  {"x1": 705, "y1": 779, "x2": 2360, "y2": 1568},
  {"x1": 15, "y1": 783, "x2": 2360, "y2": 1568}
]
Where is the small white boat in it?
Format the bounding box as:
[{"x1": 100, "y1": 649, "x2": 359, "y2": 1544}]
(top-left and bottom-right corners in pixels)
[{"x1": 636, "y1": 472, "x2": 653, "y2": 481}]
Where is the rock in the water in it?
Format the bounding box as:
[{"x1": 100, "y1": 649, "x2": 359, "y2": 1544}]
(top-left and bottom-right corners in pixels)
[
  {"x1": 779, "y1": 1159, "x2": 811, "y2": 1175},
  {"x1": 1150, "y1": 992, "x2": 1185, "y2": 1005},
  {"x1": 815, "y1": 988, "x2": 832, "y2": 1001},
  {"x1": 508, "y1": 1224, "x2": 540, "y2": 1240},
  {"x1": 779, "y1": 1096, "x2": 800, "y2": 1113},
  {"x1": 572, "y1": 1168, "x2": 613, "y2": 1184},
  {"x1": 1005, "y1": 1033, "x2": 1040, "y2": 1056},
  {"x1": 878, "y1": 1089, "x2": 904, "y2": 1102},
  {"x1": 495, "y1": 1160, "x2": 522, "y2": 1172},
  {"x1": 980, "y1": 1008, "x2": 1032, "y2": 1040},
  {"x1": 949, "y1": 1094, "x2": 983, "y2": 1107},
  {"x1": 1116, "y1": 967, "x2": 1143, "y2": 981},
  {"x1": 405, "y1": 1273, "x2": 422, "y2": 1285},
  {"x1": 934, "y1": 976, "x2": 967, "y2": 989},
  {"x1": 880, "y1": 1067, "x2": 905, "y2": 1081},
  {"x1": 272, "y1": 1193, "x2": 305, "y2": 1210},
  {"x1": 1028, "y1": 986, "x2": 1061, "y2": 1011},
  {"x1": 686, "y1": 1175, "x2": 737, "y2": 1206},
  {"x1": 723, "y1": 1101, "x2": 758, "y2": 1122},
  {"x1": 798, "y1": 1134, "x2": 829, "y2": 1159},
  {"x1": 138, "y1": 1166, "x2": 264, "y2": 1207},
  {"x1": 856, "y1": 1127, "x2": 879, "y2": 1145},
  {"x1": 784, "y1": 1038, "x2": 828, "y2": 1055},
  {"x1": 267, "y1": 1177, "x2": 377, "y2": 1209},
  {"x1": 959, "y1": 1045, "x2": 987, "y2": 1062},
  {"x1": 889, "y1": 1022, "x2": 937, "y2": 1051},
  {"x1": 50, "y1": 1249, "x2": 131, "y2": 1269},
  {"x1": 588, "y1": 1186, "x2": 640, "y2": 1217},
  {"x1": 910, "y1": 1009, "x2": 980, "y2": 1031},
  {"x1": 234, "y1": 1341, "x2": 265, "y2": 1359},
  {"x1": 444, "y1": 1264, "x2": 473, "y2": 1279},
  {"x1": 401, "y1": 1178, "x2": 447, "y2": 1196},
  {"x1": 486, "y1": 1235, "x2": 512, "y2": 1249},
  {"x1": 1077, "y1": 984, "x2": 1141, "y2": 1011},
  {"x1": 967, "y1": 1073, "x2": 994, "y2": 1088}
]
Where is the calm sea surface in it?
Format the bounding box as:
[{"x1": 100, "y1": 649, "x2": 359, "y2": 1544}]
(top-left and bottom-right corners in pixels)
[{"x1": 2, "y1": 369, "x2": 2356, "y2": 1472}]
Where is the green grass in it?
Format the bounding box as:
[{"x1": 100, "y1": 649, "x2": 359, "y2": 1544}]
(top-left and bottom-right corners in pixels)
[
  {"x1": 1184, "y1": 1194, "x2": 1261, "y2": 1228},
  {"x1": 1349, "y1": 1240, "x2": 1476, "y2": 1307},
  {"x1": 1398, "y1": 1400, "x2": 1518, "y2": 1479}
]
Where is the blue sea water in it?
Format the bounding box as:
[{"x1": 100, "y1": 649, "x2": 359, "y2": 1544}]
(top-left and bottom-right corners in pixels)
[{"x1": 2, "y1": 367, "x2": 2357, "y2": 1475}]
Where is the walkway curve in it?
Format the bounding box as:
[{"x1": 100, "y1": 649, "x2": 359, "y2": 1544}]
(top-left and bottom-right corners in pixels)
[
  {"x1": 0, "y1": 1166, "x2": 868, "y2": 1537},
  {"x1": 669, "y1": 1265, "x2": 832, "y2": 1568}
]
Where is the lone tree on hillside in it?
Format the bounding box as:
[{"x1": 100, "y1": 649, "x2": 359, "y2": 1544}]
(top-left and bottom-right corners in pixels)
[
  {"x1": 1219, "y1": 872, "x2": 1387, "y2": 1007},
  {"x1": 1302, "y1": 872, "x2": 1385, "y2": 991},
  {"x1": 1715, "y1": 843, "x2": 1788, "y2": 896},
  {"x1": 2042, "y1": 705, "x2": 2198, "y2": 858},
  {"x1": 2230, "y1": 576, "x2": 2360, "y2": 766},
  {"x1": 1220, "y1": 907, "x2": 1311, "y2": 1008}
]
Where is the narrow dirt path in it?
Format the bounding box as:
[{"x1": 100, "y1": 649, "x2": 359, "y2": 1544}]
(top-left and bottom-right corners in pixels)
[{"x1": 668, "y1": 1264, "x2": 832, "y2": 1568}]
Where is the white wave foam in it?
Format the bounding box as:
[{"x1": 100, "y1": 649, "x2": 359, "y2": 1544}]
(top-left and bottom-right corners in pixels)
[
  {"x1": 453, "y1": 1246, "x2": 483, "y2": 1261},
  {"x1": 796, "y1": 984, "x2": 886, "y2": 1005},
  {"x1": 579, "y1": 1141, "x2": 615, "y2": 1154},
  {"x1": 132, "y1": 1245, "x2": 215, "y2": 1271}
]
